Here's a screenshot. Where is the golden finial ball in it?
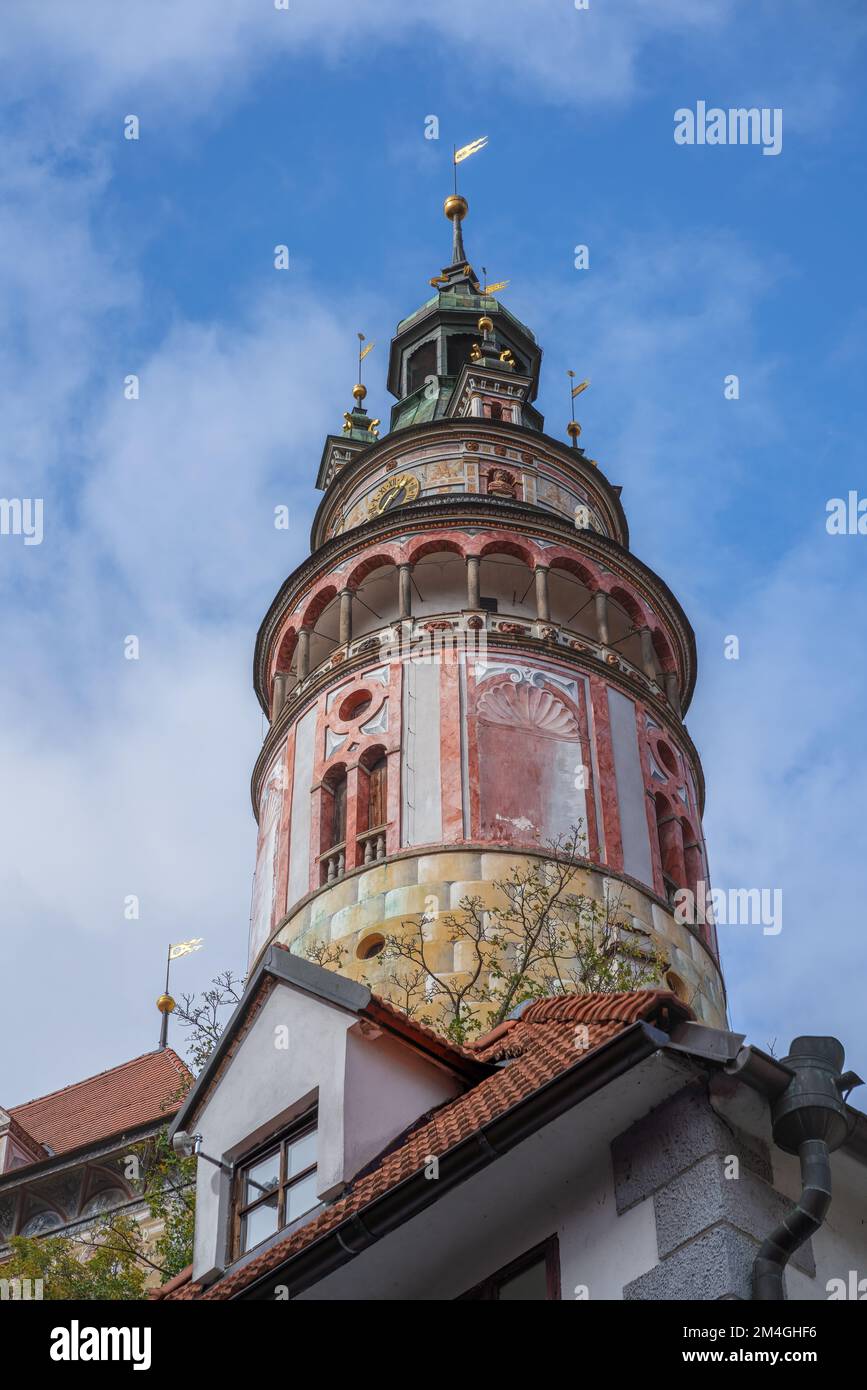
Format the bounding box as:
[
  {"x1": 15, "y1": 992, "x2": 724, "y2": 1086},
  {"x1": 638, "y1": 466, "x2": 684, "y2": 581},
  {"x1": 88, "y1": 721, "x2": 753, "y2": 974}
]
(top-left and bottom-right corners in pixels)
[
  {"x1": 352, "y1": 383, "x2": 367, "y2": 403},
  {"x1": 478, "y1": 315, "x2": 494, "y2": 333},
  {"x1": 567, "y1": 420, "x2": 582, "y2": 440},
  {"x1": 156, "y1": 993, "x2": 176, "y2": 1015},
  {"x1": 443, "y1": 194, "x2": 468, "y2": 222}
]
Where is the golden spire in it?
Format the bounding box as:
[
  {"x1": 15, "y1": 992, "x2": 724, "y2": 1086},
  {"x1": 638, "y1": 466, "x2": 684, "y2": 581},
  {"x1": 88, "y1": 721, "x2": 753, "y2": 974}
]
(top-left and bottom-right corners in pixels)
[
  {"x1": 444, "y1": 193, "x2": 469, "y2": 265},
  {"x1": 343, "y1": 335, "x2": 379, "y2": 439},
  {"x1": 567, "y1": 370, "x2": 590, "y2": 448}
]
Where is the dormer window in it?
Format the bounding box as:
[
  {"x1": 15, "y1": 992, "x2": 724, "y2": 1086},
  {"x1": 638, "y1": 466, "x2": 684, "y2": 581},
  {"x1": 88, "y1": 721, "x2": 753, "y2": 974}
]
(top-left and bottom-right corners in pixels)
[{"x1": 234, "y1": 1111, "x2": 319, "y2": 1257}]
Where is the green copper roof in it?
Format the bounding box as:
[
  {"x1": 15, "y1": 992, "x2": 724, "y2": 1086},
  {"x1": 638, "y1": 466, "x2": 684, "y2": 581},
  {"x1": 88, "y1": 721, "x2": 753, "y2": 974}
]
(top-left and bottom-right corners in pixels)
[
  {"x1": 390, "y1": 378, "x2": 456, "y2": 432},
  {"x1": 395, "y1": 293, "x2": 536, "y2": 343}
]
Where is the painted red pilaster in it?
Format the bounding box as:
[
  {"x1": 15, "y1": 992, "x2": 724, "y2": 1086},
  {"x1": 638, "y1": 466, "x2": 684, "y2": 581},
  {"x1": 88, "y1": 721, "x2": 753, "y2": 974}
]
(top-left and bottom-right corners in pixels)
[
  {"x1": 588, "y1": 676, "x2": 624, "y2": 873},
  {"x1": 439, "y1": 661, "x2": 464, "y2": 843},
  {"x1": 385, "y1": 746, "x2": 401, "y2": 855},
  {"x1": 344, "y1": 764, "x2": 361, "y2": 872},
  {"x1": 274, "y1": 730, "x2": 296, "y2": 926}
]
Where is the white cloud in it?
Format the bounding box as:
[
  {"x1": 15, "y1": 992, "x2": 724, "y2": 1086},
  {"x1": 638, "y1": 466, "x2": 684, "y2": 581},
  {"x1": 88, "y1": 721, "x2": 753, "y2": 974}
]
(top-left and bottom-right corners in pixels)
[
  {"x1": 0, "y1": 0, "x2": 733, "y2": 126},
  {"x1": 698, "y1": 536, "x2": 867, "y2": 1067},
  {"x1": 0, "y1": 280, "x2": 377, "y2": 1098}
]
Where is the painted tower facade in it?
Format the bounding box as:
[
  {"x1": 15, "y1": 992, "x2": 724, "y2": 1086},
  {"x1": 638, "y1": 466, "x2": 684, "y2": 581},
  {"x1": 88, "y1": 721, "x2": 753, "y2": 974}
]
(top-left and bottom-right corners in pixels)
[{"x1": 248, "y1": 198, "x2": 726, "y2": 1027}]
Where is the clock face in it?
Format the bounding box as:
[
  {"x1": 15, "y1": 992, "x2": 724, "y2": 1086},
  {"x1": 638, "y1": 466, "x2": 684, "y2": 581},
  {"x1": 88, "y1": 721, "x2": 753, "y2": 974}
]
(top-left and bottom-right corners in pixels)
[
  {"x1": 368, "y1": 472, "x2": 420, "y2": 517},
  {"x1": 381, "y1": 483, "x2": 409, "y2": 511}
]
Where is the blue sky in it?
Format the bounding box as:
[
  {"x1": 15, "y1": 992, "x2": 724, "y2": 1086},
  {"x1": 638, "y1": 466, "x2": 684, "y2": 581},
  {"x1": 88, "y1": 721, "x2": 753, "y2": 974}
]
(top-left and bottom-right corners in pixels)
[{"x1": 2, "y1": 0, "x2": 866, "y2": 1104}]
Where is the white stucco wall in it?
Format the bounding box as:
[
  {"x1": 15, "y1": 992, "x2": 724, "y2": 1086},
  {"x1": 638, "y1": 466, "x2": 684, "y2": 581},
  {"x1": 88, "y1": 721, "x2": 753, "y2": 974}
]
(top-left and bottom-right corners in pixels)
[
  {"x1": 189, "y1": 980, "x2": 461, "y2": 1284},
  {"x1": 297, "y1": 1054, "x2": 688, "y2": 1300}
]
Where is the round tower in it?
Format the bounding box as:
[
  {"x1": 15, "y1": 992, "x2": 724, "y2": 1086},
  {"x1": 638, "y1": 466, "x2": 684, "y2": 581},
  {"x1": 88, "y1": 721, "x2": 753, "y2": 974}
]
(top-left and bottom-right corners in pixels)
[{"x1": 248, "y1": 198, "x2": 726, "y2": 1027}]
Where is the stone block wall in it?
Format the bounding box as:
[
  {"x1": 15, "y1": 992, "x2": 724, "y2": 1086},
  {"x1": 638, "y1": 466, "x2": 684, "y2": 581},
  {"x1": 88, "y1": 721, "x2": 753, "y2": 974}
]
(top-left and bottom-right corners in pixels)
[{"x1": 612, "y1": 1081, "x2": 814, "y2": 1299}]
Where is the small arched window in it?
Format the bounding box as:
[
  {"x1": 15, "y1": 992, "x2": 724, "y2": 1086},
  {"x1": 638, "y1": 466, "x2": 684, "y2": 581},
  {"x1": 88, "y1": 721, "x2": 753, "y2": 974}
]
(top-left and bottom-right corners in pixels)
[
  {"x1": 406, "y1": 341, "x2": 437, "y2": 396},
  {"x1": 367, "y1": 757, "x2": 387, "y2": 831},
  {"x1": 446, "y1": 333, "x2": 477, "y2": 376},
  {"x1": 328, "y1": 771, "x2": 347, "y2": 849},
  {"x1": 655, "y1": 793, "x2": 687, "y2": 903}
]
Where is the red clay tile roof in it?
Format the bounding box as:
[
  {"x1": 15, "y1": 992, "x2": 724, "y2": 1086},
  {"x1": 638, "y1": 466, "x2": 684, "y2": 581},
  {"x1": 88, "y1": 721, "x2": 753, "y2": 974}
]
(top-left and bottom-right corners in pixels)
[
  {"x1": 9, "y1": 1048, "x2": 190, "y2": 1157},
  {"x1": 173, "y1": 990, "x2": 689, "y2": 1301}
]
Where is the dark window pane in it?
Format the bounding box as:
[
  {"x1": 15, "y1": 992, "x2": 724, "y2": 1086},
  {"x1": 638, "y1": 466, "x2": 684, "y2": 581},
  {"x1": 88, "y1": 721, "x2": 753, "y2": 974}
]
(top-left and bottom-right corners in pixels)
[
  {"x1": 498, "y1": 1259, "x2": 548, "y2": 1301},
  {"x1": 446, "y1": 333, "x2": 476, "y2": 377},
  {"x1": 331, "y1": 777, "x2": 347, "y2": 846},
  {"x1": 407, "y1": 341, "x2": 437, "y2": 396}
]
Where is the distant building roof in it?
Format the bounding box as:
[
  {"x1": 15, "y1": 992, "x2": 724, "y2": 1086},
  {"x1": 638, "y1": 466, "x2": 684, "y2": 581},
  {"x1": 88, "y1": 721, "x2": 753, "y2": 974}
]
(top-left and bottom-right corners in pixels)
[{"x1": 8, "y1": 1048, "x2": 190, "y2": 1158}]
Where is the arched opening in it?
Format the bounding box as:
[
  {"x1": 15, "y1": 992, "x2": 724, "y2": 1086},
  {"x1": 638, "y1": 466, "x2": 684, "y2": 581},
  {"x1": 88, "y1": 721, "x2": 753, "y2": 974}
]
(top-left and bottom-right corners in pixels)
[
  {"x1": 548, "y1": 562, "x2": 597, "y2": 638},
  {"x1": 655, "y1": 793, "x2": 687, "y2": 904},
  {"x1": 446, "y1": 332, "x2": 477, "y2": 377},
  {"x1": 606, "y1": 585, "x2": 645, "y2": 669},
  {"x1": 367, "y1": 755, "x2": 388, "y2": 832},
  {"x1": 411, "y1": 547, "x2": 467, "y2": 618},
  {"x1": 320, "y1": 766, "x2": 348, "y2": 884},
  {"x1": 478, "y1": 543, "x2": 536, "y2": 621},
  {"x1": 406, "y1": 339, "x2": 437, "y2": 396},
  {"x1": 682, "y1": 825, "x2": 705, "y2": 932},
  {"x1": 652, "y1": 627, "x2": 676, "y2": 674},
  {"x1": 351, "y1": 563, "x2": 399, "y2": 643},
  {"x1": 302, "y1": 587, "x2": 341, "y2": 675},
  {"x1": 357, "y1": 745, "x2": 388, "y2": 864}
]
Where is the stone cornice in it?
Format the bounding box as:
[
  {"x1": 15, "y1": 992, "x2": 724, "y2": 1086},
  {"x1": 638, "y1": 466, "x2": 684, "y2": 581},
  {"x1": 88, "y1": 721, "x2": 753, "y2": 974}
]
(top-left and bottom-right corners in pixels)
[
  {"x1": 253, "y1": 494, "x2": 698, "y2": 716},
  {"x1": 310, "y1": 417, "x2": 629, "y2": 550},
  {"x1": 250, "y1": 626, "x2": 706, "y2": 823}
]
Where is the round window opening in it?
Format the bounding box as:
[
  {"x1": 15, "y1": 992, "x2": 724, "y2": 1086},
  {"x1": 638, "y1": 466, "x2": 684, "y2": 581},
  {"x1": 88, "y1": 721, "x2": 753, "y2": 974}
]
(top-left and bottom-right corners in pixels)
[
  {"x1": 338, "y1": 689, "x2": 373, "y2": 722},
  {"x1": 656, "y1": 739, "x2": 679, "y2": 777},
  {"x1": 357, "y1": 933, "x2": 385, "y2": 961},
  {"x1": 665, "y1": 970, "x2": 689, "y2": 1003}
]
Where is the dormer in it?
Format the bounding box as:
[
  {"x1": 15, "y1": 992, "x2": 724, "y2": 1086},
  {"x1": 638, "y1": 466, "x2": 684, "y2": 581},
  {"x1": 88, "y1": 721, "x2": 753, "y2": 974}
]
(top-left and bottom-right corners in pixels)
[
  {"x1": 170, "y1": 948, "x2": 488, "y2": 1286},
  {"x1": 0, "y1": 1107, "x2": 48, "y2": 1174}
]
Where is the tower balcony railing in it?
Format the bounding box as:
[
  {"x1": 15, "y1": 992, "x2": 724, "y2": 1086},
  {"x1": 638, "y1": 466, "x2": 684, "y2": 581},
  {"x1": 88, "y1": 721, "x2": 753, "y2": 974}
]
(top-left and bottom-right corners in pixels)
[
  {"x1": 320, "y1": 841, "x2": 346, "y2": 885},
  {"x1": 284, "y1": 611, "x2": 673, "y2": 717},
  {"x1": 319, "y1": 826, "x2": 389, "y2": 888},
  {"x1": 357, "y1": 824, "x2": 387, "y2": 865}
]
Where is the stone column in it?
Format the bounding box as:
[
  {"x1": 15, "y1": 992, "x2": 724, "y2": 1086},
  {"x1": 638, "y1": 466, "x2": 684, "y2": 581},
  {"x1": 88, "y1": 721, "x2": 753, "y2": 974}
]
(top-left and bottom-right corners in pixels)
[
  {"x1": 297, "y1": 627, "x2": 311, "y2": 680},
  {"x1": 640, "y1": 627, "x2": 659, "y2": 683},
  {"x1": 594, "y1": 591, "x2": 610, "y2": 645},
  {"x1": 466, "y1": 555, "x2": 481, "y2": 609},
  {"x1": 534, "y1": 565, "x2": 550, "y2": 622},
  {"x1": 339, "y1": 589, "x2": 354, "y2": 647},
  {"x1": 664, "y1": 671, "x2": 681, "y2": 718},
  {"x1": 271, "y1": 672, "x2": 288, "y2": 723},
  {"x1": 398, "y1": 564, "x2": 413, "y2": 620}
]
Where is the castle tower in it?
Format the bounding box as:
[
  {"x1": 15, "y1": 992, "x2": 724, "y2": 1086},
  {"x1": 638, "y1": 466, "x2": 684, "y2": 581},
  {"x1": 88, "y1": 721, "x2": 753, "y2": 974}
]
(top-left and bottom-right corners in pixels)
[{"x1": 249, "y1": 197, "x2": 726, "y2": 1028}]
